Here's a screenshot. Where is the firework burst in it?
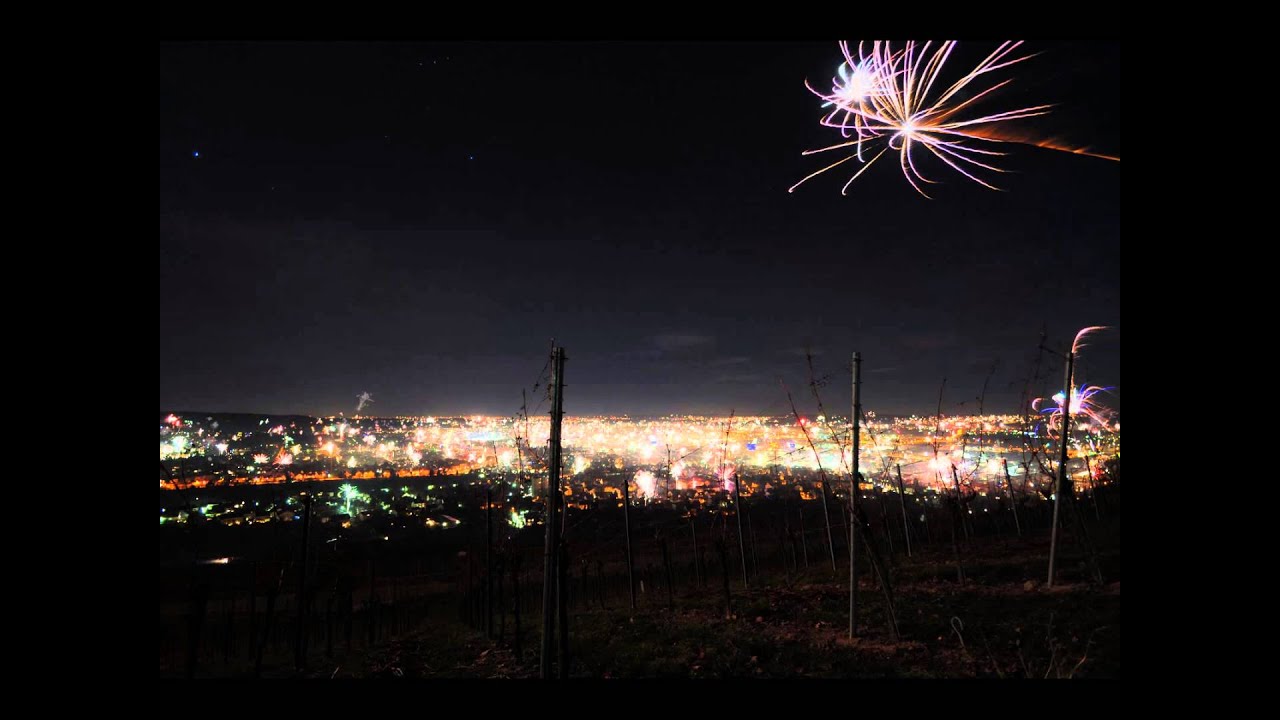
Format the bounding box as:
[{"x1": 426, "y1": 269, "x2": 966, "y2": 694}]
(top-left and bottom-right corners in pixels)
[
  {"x1": 633, "y1": 469, "x2": 658, "y2": 499},
  {"x1": 720, "y1": 465, "x2": 737, "y2": 494},
  {"x1": 791, "y1": 41, "x2": 1055, "y2": 198},
  {"x1": 1032, "y1": 325, "x2": 1115, "y2": 437},
  {"x1": 1034, "y1": 385, "x2": 1115, "y2": 436}
]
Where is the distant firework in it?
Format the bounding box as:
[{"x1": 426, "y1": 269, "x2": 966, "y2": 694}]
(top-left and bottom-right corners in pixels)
[
  {"x1": 356, "y1": 392, "x2": 373, "y2": 413},
  {"x1": 1035, "y1": 385, "x2": 1114, "y2": 433},
  {"x1": 633, "y1": 470, "x2": 657, "y2": 499},
  {"x1": 721, "y1": 466, "x2": 737, "y2": 494}
]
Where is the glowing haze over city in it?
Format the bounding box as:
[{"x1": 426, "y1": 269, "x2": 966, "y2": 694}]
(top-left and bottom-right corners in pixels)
[{"x1": 160, "y1": 410, "x2": 1118, "y2": 500}]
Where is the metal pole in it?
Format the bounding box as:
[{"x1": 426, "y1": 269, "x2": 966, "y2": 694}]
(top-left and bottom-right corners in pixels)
[
  {"x1": 849, "y1": 351, "x2": 861, "y2": 638},
  {"x1": 1047, "y1": 351, "x2": 1074, "y2": 588},
  {"x1": 540, "y1": 346, "x2": 565, "y2": 678}
]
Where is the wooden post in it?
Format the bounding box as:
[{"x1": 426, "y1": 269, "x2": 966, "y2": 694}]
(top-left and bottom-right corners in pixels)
[
  {"x1": 294, "y1": 491, "x2": 312, "y2": 670},
  {"x1": 255, "y1": 567, "x2": 283, "y2": 678},
  {"x1": 557, "y1": 540, "x2": 569, "y2": 679},
  {"x1": 819, "y1": 478, "x2": 837, "y2": 572},
  {"x1": 661, "y1": 536, "x2": 675, "y2": 608},
  {"x1": 716, "y1": 539, "x2": 732, "y2": 619},
  {"x1": 691, "y1": 517, "x2": 702, "y2": 586},
  {"x1": 368, "y1": 558, "x2": 377, "y2": 645},
  {"x1": 798, "y1": 507, "x2": 810, "y2": 569},
  {"x1": 1084, "y1": 453, "x2": 1102, "y2": 521},
  {"x1": 1048, "y1": 352, "x2": 1073, "y2": 588},
  {"x1": 850, "y1": 351, "x2": 861, "y2": 639},
  {"x1": 623, "y1": 476, "x2": 637, "y2": 610},
  {"x1": 497, "y1": 554, "x2": 506, "y2": 643},
  {"x1": 896, "y1": 464, "x2": 912, "y2": 557},
  {"x1": 248, "y1": 562, "x2": 258, "y2": 665},
  {"x1": 777, "y1": 522, "x2": 789, "y2": 578},
  {"x1": 511, "y1": 553, "x2": 523, "y2": 659},
  {"x1": 325, "y1": 595, "x2": 334, "y2": 659},
  {"x1": 726, "y1": 414, "x2": 749, "y2": 588},
  {"x1": 951, "y1": 464, "x2": 969, "y2": 545},
  {"x1": 540, "y1": 346, "x2": 566, "y2": 679},
  {"x1": 596, "y1": 559, "x2": 606, "y2": 609},
  {"x1": 1003, "y1": 459, "x2": 1022, "y2": 537},
  {"x1": 185, "y1": 582, "x2": 208, "y2": 679},
  {"x1": 345, "y1": 587, "x2": 353, "y2": 653},
  {"x1": 485, "y1": 484, "x2": 493, "y2": 640}
]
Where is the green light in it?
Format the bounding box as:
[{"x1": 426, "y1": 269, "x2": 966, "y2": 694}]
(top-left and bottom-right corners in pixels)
[
  {"x1": 508, "y1": 508, "x2": 528, "y2": 529},
  {"x1": 340, "y1": 484, "x2": 357, "y2": 515}
]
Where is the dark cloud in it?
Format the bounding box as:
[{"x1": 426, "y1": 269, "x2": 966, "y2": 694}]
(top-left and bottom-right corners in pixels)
[
  {"x1": 712, "y1": 374, "x2": 766, "y2": 385},
  {"x1": 901, "y1": 332, "x2": 959, "y2": 351},
  {"x1": 653, "y1": 333, "x2": 715, "y2": 352}
]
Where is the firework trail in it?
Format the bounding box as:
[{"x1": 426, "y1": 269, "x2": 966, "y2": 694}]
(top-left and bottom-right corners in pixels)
[
  {"x1": 1025, "y1": 141, "x2": 1119, "y2": 162},
  {"x1": 792, "y1": 41, "x2": 1118, "y2": 198},
  {"x1": 1071, "y1": 325, "x2": 1109, "y2": 355},
  {"x1": 967, "y1": 127, "x2": 1121, "y2": 162},
  {"x1": 356, "y1": 391, "x2": 373, "y2": 413}
]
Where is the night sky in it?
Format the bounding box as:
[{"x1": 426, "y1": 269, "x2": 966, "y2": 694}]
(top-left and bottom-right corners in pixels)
[{"x1": 160, "y1": 41, "x2": 1120, "y2": 419}]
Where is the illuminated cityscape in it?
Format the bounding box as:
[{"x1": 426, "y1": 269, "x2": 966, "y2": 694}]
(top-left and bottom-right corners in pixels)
[
  {"x1": 160, "y1": 39, "x2": 1119, "y2": 679},
  {"x1": 161, "y1": 411, "x2": 1118, "y2": 525}
]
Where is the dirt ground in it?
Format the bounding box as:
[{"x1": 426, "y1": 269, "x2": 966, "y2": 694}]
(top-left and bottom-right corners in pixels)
[{"x1": 296, "y1": 530, "x2": 1119, "y2": 679}]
